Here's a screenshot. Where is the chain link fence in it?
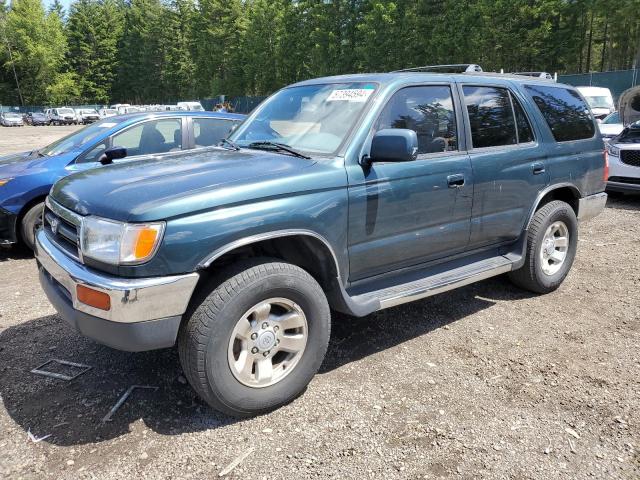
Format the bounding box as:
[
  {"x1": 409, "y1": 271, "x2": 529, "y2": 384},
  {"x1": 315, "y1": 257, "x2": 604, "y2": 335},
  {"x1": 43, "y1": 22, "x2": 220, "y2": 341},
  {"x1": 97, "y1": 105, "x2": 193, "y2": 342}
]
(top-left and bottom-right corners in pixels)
[{"x1": 558, "y1": 68, "x2": 640, "y2": 103}]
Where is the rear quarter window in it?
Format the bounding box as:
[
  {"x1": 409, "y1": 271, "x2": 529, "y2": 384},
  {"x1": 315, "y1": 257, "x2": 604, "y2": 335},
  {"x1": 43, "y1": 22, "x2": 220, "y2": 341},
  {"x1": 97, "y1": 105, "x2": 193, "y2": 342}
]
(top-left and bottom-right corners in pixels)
[{"x1": 525, "y1": 85, "x2": 595, "y2": 142}]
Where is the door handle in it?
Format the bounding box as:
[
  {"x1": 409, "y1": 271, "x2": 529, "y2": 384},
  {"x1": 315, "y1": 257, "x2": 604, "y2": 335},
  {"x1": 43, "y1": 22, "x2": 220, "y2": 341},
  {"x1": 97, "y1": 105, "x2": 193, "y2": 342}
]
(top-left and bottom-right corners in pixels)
[
  {"x1": 447, "y1": 174, "x2": 465, "y2": 188},
  {"x1": 532, "y1": 162, "x2": 546, "y2": 175}
]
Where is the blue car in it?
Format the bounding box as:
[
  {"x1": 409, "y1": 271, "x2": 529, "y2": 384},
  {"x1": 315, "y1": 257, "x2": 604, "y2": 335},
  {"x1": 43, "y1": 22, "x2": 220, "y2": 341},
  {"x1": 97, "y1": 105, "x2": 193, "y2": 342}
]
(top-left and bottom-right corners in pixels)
[{"x1": 0, "y1": 110, "x2": 245, "y2": 249}]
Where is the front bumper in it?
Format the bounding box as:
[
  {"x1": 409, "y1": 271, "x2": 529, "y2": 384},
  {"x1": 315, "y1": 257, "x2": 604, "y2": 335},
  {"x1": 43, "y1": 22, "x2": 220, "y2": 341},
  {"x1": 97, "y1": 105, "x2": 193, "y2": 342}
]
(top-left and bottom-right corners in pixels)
[
  {"x1": 577, "y1": 192, "x2": 608, "y2": 222},
  {"x1": 607, "y1": 151, "x2": 640, "y2": 193},
  {"x1": 0, "y1": 207, "x2": 17, "y2": 244},
  {"x1": 35, "y1": 228, "x2": 200, "y2": 351}
]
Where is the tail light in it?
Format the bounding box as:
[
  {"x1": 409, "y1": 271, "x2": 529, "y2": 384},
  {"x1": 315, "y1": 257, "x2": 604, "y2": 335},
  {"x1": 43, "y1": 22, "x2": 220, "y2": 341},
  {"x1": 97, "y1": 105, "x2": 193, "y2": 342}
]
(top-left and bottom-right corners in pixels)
[{"x1": 603, "y1": 150, "x2": 609, "y2": 182}]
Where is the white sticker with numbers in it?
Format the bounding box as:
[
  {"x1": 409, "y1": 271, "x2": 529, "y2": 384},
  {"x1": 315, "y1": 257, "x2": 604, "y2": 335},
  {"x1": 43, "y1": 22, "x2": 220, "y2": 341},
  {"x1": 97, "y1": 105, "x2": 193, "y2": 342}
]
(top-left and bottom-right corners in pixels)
[{"x1": 326, "y1": 89, "x2": 374, "y2": 102}]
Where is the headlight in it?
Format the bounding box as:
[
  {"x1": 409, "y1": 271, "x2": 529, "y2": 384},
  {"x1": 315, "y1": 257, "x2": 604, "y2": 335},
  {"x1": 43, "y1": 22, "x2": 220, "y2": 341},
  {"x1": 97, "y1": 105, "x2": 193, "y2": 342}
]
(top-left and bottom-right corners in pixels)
[
  {"x1": 81, "y1": 216, "x2": 164, "y2": 265},
  {"x1": 606, "y1": 143, "x2": 620, "y2": 157},
  {"x1": 0, "y1": 178, "x2": 13, "y2": 187}
]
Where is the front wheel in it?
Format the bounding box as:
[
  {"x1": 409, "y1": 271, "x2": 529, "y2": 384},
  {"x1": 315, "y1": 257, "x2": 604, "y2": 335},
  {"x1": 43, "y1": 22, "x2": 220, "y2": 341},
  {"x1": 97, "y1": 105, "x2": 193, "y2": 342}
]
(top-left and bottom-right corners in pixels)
[
  {"x1": 178, "y1": 259, "x2": 331, "y2": 417},
  {"x1": 20, "y1": 201, "x2": 44, "y2": 250},
  {"x1": 509, "y1": 200, "x2": 578, "y2": 294}
]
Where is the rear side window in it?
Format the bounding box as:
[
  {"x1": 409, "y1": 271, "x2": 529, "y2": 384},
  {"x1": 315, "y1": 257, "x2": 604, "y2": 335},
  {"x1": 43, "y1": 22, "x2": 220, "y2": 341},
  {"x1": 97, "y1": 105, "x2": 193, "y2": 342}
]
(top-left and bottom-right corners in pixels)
[
  {"x1": 193, "y1": 118, "x2": 238, "y2": 148},
  {"x1": 513, "y1": 96, "x2": 534, "y2": 143},
  {"x1": 524, "y1": 85, "x2": 595, "y2": 142},
  {"x1": 463, "y1": 86, "x2": 517, "y2": 148}
]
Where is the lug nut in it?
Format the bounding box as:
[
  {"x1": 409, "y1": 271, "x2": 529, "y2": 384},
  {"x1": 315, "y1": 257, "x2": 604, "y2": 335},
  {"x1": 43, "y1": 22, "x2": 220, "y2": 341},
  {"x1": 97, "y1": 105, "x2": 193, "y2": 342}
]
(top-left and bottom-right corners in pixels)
[
  {"x1": 251, "y1": 347, "x2": 258, "y2": 354},
  {"x1": 251, "y1": 333, "x2": 258, "y2": 340},
  {"x1": 276, "y1": 339, "x2": 280, "y2": 344},
  {"x1": 263, "y1": 351, "x2": 270, "y2": 357},
  {"x1": 262, "y1": 322, "x2": 269, "y2": 329},
  {"x1": 274, "y1": 325, "x2": 279, "y2": 332}
]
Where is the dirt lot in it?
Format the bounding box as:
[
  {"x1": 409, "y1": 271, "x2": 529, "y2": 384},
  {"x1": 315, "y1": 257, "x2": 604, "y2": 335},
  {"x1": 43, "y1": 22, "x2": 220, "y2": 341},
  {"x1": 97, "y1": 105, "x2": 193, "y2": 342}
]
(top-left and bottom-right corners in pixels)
[{"x1": 0, "y1": 126, "x2": 638, "y2": 479}]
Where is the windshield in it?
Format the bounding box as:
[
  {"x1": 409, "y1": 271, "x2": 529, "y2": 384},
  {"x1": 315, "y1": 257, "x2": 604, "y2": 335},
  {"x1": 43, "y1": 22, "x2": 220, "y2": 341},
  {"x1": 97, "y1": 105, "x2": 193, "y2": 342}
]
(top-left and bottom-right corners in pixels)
[
  {"x1": 5, "y1": 113, "x2": 21, "y2": 119},
  {"x1": 230, "y1": 82, "x2": 378, "y2": 155},
  {"x1": 584, "y1": 95, "x2": 613, "y2": 109},
  {"x1": 103, "y1": 109, "x2": 117, "y2": 115},
  {"x1": 82, "y1": 109, "x2": 98, "y2": 115},
  {"x1": 602, "y1": 112, "x2": 620, "y2": 124},
  {"x1": 40, "y1": 117, "x2": 124, "y2": 156}
]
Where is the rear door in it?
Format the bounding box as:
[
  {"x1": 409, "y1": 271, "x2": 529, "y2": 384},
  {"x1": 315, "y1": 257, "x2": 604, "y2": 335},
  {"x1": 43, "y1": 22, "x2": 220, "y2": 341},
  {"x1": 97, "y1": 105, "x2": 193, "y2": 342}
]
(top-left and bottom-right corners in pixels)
[{"x1": 460, "y1": 84, "x2": 549, "y2": 249}]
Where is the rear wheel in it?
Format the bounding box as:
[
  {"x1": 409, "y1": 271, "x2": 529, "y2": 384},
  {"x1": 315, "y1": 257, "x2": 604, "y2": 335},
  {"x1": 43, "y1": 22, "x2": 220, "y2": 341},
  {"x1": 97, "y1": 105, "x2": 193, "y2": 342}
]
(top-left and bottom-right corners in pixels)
[
  {"x1": 20, "y1": 201, "x2": 44, "y2": 250},
  {"x1": 509, "y1": 200, "x2": 578, "y2": 294},
  {"x1": 178, "y1": 259, "x2": 331, "y2": 417}
]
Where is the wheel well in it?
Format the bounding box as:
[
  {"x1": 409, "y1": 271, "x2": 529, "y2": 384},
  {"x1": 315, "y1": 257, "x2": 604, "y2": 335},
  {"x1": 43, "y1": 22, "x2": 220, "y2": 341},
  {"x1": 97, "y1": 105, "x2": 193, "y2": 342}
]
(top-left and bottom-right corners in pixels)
[
  {"x1": 200, "y1": 235, "x2": 339, "y2": 293},
  {"x1": 535, "y1": 187, "x2": 579, "y2": 216}
]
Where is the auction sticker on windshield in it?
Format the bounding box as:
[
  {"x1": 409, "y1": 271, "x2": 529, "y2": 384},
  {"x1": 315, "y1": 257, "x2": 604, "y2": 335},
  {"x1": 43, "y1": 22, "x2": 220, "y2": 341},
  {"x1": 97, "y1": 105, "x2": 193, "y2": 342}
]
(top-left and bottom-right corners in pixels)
[{"x1": 326, "y1": 89, "x2": 374, "y2": 102}]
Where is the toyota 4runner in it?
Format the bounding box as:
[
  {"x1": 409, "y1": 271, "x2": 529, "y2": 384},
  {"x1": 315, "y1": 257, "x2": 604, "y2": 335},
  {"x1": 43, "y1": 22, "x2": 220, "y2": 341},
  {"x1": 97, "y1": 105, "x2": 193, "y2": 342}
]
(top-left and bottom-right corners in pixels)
[{"x1": 35, "y1": 71, "x2": 608, "y2": 417}]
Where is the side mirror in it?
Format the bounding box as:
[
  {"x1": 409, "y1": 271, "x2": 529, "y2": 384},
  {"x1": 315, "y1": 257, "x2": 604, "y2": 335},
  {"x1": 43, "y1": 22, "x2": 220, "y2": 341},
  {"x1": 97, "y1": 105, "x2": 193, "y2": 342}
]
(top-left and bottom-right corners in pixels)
[
  {"x1": 98, "y1": 146, "x2": 127, "y2": 165},
  {"x1": 362, "y1": 129, "x2": 419, "y2": 166}
]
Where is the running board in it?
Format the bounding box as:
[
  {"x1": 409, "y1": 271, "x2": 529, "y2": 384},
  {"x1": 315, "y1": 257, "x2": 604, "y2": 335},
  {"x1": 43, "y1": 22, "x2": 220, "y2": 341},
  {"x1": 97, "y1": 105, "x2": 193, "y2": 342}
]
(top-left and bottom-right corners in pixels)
[{"x1": 352, "y1": 256, "x2": 513, "y2": 310}]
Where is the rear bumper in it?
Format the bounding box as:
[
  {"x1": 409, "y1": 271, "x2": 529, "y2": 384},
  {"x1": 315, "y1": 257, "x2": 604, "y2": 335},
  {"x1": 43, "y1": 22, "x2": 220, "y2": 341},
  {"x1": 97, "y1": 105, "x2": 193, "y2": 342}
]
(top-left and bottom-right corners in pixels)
[
  {"x1": 0, "y1": 207, "x2": 17, "y2": 245},
  {"x1": 577, "y1": 192, "x2": 607, "y2": 222},
  {"x1": 35, "y1": 228, "x2": 200, "y2": 351}
]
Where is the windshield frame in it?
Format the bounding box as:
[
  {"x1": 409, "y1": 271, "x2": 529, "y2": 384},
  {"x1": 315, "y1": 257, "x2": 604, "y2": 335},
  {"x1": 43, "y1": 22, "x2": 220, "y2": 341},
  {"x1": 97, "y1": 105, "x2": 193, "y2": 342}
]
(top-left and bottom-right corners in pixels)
[{"x1": 229, "y1": 81, "x2": 380, "y2": 158}]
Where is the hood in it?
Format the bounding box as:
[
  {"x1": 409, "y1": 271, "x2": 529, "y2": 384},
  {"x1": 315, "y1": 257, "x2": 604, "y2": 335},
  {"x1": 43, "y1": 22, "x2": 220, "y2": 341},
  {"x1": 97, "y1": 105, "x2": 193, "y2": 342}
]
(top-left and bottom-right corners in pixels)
[
  {"x1": 612, "y1": 123, "x2": 640, "y2": 145},
  {"x1": 619, "y1": 86, "x2": 640, "y2": 126},
  {"x1": 0, "y1": 150, "x2": 77, "y2": 176},
  {"x1": 51, "y1": 148, "x2": 329, "y2": 222}
]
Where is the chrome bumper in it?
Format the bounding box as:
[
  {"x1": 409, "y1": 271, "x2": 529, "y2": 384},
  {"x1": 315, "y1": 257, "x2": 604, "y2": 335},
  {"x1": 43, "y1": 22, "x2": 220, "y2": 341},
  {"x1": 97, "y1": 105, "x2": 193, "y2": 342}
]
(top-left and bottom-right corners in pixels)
[
  {"x1": 577, "y1": 192, "x2": 607, "y2": 222},
  {"x1": 35, "y1": 228, "x2": 199, "y2": 323}
]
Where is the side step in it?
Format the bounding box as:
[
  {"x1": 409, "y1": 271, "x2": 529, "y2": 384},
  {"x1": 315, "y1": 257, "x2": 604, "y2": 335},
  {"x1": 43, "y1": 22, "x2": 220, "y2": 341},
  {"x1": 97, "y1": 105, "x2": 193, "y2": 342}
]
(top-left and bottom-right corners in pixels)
[{"x1": 352, "y1": 256, "x2": 513, "y2": 310}]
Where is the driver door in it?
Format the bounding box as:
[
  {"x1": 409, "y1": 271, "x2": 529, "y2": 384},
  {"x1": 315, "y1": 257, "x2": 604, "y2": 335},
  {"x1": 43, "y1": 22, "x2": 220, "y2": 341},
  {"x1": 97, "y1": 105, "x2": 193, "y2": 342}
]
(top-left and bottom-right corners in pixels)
[{"x1": 347, "y1": 84, "x2": 473, "y2": 281}]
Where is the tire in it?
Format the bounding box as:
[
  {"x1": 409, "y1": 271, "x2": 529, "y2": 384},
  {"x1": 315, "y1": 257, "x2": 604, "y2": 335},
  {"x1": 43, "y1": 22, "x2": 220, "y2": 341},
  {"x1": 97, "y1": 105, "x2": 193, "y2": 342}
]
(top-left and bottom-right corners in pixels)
[
  {"x1": 178, "y1": 258, "x2": 331, "y2": 417},
  {"x1": 509, "y1": 200, "x2": 578, "y2": 294},
  {"x1": 20, "y1": 202, "x2": 44, "y2": 251}
]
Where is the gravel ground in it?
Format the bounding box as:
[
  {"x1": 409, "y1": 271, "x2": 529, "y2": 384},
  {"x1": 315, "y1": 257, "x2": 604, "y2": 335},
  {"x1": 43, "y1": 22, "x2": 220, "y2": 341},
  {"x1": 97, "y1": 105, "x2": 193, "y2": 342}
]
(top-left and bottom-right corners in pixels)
[{"x1": 0, "y1": 126, "x2": 638, "y2": 479}]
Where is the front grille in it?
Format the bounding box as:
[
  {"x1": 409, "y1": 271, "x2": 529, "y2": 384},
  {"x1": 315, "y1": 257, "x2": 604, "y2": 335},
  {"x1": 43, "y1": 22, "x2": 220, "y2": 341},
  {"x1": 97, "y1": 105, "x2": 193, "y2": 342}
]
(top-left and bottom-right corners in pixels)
[
  {"x1": 43, "y1": 199, "x2": 82, "y2": 261},
  {"x1": 620, "y1": 150, "x2": 640, "y2": 167}
]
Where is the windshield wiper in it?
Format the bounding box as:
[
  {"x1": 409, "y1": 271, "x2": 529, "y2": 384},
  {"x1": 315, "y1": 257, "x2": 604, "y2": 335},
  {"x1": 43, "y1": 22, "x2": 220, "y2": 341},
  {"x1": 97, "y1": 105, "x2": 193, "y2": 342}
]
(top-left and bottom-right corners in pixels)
[
  {"x1": 247, "y1": 141, "x2": 311, "y2": 160},
  {"x1": 219, "y1": 138, "x2": 240, "y2": 151}
]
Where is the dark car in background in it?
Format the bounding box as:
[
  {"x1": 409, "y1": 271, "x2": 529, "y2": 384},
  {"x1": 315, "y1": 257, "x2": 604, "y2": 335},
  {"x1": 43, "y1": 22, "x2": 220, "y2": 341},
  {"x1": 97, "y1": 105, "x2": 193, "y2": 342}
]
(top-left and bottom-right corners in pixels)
[
  {"x1": 0, "y1": 110, "x2": 245, "y2": 249},
  {"x1": 23, "y1": 112, "x2": 49, "y2": 126}
]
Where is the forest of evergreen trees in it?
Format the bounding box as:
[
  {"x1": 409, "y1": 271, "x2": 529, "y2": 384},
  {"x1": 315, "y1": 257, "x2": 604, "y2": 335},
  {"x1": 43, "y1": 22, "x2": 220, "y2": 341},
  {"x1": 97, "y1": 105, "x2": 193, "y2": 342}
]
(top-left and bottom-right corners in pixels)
[{"x1": 1, "y1": 0, "x2": 639, "y2": 105}]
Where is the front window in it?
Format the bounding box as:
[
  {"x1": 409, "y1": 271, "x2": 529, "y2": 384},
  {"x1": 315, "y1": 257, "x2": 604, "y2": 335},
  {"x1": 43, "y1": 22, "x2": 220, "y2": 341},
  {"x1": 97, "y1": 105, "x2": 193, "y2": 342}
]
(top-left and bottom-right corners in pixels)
[
  {"x1": 40, "y1": 117, "x2": 127, "y2": 156},
  {"x1": 584, "y1": 95, "x2": 614, "y2": 109},
  {"x1": 194, "y1": 118, "x2": 238, "y2": 147},
  {"x1": 230, "y1": 82, "x2": 378, "y2": 155},
  {"x1": 375, "y1": 85, "x2": 458, "y2": 154},
  {"x1": 112, "y1": 118, "x2": 182, "y2": 156}
]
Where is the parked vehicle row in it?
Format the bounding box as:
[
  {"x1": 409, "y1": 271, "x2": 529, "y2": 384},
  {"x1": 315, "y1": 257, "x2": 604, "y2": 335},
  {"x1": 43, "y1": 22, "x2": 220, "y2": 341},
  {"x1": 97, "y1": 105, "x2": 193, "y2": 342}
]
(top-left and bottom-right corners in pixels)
[{"x1": 22, "y1": 69, "x2": 608, "y2": 417}]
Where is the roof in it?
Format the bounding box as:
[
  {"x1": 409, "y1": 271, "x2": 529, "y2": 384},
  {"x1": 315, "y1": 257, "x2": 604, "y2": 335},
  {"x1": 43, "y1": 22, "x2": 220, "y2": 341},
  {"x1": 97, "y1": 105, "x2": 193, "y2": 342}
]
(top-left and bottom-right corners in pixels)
[
  {"x1": 291, "y1": 71, "x2": 562, "y2": 88},
  {"x1": 110, "y1": 110, "x2": 246, "y2": 122}
]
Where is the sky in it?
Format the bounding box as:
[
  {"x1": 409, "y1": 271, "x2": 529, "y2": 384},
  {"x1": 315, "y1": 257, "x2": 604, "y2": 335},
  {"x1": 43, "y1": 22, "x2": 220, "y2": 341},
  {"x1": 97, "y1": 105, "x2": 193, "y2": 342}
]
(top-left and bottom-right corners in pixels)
[{"x1": 43, "y1": 0, "x2": 73, "y2": 12}]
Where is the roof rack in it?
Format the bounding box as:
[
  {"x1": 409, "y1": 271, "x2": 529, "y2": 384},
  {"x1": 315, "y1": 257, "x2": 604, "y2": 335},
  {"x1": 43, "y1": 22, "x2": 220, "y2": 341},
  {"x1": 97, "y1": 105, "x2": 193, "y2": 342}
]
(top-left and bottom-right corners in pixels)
[
  {"x1": 511, "y1": 71, "x2": 555, "y2": 80},
  {"x1": 393, "y1": 64, "x2": 483, "y2": 74}
]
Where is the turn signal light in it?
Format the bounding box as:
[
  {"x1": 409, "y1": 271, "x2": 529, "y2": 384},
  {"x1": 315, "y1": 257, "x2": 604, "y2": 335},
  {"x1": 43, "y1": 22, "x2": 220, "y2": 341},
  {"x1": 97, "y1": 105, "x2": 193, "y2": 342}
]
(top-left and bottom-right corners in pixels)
[{"x1": 77, "y1": 285, "x2": 111, "y2": 311}]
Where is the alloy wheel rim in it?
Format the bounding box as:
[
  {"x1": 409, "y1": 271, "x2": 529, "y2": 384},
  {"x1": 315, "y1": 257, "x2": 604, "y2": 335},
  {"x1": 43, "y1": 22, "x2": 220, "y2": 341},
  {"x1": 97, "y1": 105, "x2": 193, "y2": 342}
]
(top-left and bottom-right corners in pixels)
[
  {"x1": 227, "y1": 297, "x2": 308, "y2": 388},
  {"x1": 539, "y1": 221, "x2": 570, "y2": 276}
]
